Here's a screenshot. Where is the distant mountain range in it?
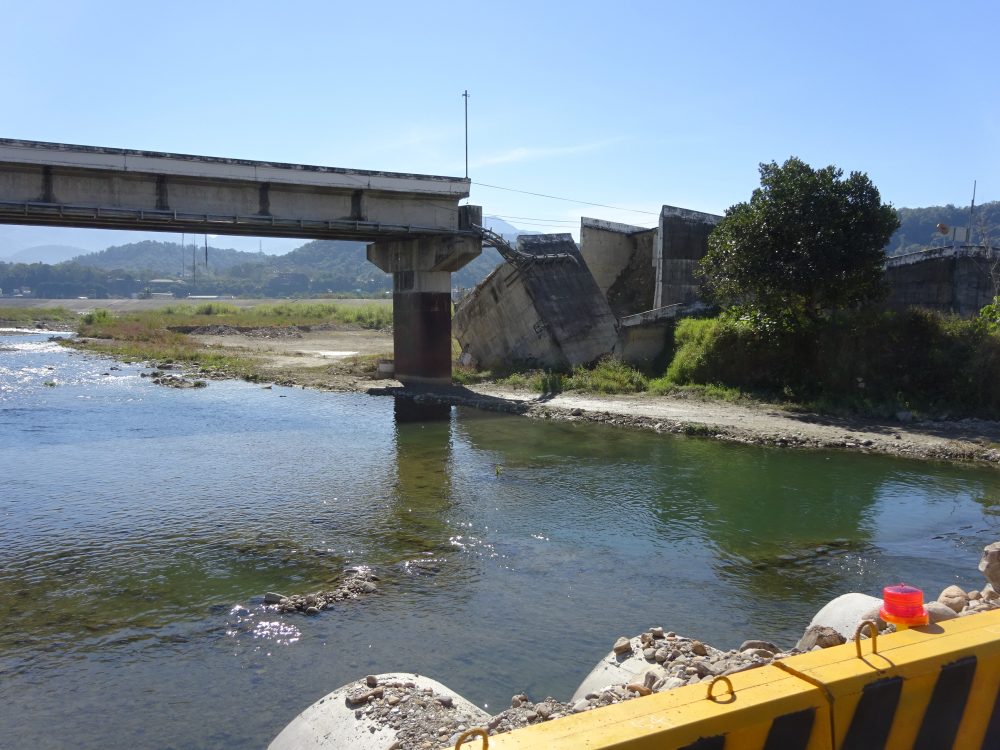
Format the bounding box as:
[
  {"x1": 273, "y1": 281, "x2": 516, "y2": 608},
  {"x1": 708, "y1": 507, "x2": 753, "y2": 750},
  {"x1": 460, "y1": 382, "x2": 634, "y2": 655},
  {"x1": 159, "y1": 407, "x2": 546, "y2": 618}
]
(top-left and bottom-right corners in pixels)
[
  {"x1": 0, "y1": 225, "x2": 302, "y2": 260},
  {"x1": 0, "y1": 216, "x2": 536, "y2": 297},
  {"x1": 3, "y1": 244, "x2": 89, "y2": 264}
]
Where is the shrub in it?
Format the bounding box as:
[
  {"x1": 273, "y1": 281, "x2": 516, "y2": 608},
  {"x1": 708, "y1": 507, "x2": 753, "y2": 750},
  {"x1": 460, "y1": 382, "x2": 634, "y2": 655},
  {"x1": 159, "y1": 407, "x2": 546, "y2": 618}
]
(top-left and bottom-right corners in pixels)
[
  {"x1": 80, "y1": 308, "x2": 113, "y2": 325},
  {"x1": 193, "y1": 302, "x2": 239, "y2": 316},
  {"x1": 565, "y1": 357, "x2": 647, "y2": 394},
  {"x1": 662, "y1": 309, "x2": 1000, "y2": 418}
]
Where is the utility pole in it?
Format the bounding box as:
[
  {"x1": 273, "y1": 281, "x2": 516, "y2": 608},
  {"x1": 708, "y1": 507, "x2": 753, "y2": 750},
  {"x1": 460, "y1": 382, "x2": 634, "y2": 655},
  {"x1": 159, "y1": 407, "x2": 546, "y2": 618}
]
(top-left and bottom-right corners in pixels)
[{"x1": 462, "y1": 89, "x2": 470, "y2": 179}]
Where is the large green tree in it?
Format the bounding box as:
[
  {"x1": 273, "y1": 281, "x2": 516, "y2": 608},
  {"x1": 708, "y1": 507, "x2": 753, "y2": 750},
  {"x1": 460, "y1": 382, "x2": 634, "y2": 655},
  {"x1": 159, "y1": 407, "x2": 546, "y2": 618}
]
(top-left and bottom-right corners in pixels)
[{"x1": 698, "y1": 157, "x2": 899, "y2": 321}]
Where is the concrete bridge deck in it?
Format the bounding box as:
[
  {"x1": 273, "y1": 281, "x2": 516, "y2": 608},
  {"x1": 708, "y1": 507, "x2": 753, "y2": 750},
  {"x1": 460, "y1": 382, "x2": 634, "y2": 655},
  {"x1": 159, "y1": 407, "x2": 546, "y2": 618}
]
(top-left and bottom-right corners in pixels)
[
  {"x1": 0, "y1": 138, "x2": 484, "y2": 384},
  {"x1": 0, "y1": 138, "x2": 477, "y2": 241}
]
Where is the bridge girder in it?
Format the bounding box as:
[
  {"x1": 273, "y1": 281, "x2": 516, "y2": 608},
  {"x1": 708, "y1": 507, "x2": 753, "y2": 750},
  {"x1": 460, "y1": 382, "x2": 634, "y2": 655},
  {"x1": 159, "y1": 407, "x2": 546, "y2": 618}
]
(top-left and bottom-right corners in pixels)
[
  {"x1": 0, "y1": 138, "x2": 485, "y2": 386},
  {"x1": 0, "y1": 138, "x2": 477, "y2": 242}
]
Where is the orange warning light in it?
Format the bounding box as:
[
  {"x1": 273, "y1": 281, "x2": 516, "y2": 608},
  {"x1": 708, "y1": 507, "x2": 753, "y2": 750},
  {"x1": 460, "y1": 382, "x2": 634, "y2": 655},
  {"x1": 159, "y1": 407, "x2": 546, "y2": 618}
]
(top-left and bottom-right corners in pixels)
[{"x1": 880, "y1": 584, "x2": 929, "y2": 629}]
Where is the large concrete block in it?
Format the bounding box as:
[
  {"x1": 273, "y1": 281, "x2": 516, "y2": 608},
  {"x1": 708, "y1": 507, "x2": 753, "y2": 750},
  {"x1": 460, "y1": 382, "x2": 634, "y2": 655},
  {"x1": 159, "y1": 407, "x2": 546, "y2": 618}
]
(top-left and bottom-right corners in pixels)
[
  {"x1": 454, "y1": 234, "x2": 618, "y2": 370},
  {"x1": 269, "y1": 672, "x2": 488, "y2": 750}
]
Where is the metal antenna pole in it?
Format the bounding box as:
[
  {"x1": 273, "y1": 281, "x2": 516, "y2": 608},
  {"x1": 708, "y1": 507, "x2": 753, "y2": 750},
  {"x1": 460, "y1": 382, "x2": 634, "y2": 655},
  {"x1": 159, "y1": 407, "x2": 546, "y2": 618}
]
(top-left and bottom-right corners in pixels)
[
  {"x1": 969, "y1": 180, "x2": 977, "y2": 245},
  {"x1": 462, "y1": 90, "x2": 469, "y2": 179}
]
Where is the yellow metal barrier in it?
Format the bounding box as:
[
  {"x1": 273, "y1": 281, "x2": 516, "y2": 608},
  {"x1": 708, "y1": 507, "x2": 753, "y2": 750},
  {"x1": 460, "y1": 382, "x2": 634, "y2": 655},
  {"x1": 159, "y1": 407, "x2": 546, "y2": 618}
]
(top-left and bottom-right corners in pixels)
[
  {"x1": 461, "y1": 609, "x2": 1000, "y2": 750},
  {"x1": 788, "y1": 609, "x2": 1000, "y2": 749}
]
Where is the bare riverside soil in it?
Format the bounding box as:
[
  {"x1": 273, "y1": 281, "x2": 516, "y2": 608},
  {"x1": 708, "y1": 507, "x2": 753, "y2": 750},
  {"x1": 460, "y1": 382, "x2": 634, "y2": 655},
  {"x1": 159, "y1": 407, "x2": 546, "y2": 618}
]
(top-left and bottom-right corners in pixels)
[{"x1": 10, "y1": 297, "x2": 1000, "y2": 467}]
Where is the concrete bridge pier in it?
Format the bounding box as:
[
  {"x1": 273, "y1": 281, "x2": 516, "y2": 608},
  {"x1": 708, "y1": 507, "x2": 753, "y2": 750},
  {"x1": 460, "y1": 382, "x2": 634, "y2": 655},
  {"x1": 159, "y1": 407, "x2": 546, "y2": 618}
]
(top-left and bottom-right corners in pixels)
[{"x1": 368, "y1": 213, "x2": 481, "y2": 386}]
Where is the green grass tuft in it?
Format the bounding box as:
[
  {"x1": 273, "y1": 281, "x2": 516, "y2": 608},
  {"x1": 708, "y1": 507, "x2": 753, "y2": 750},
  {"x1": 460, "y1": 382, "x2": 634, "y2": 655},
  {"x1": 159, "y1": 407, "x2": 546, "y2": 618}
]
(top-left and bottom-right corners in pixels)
[{"x1": 564, "y1": 357, "x2": 646, "y2": 394}]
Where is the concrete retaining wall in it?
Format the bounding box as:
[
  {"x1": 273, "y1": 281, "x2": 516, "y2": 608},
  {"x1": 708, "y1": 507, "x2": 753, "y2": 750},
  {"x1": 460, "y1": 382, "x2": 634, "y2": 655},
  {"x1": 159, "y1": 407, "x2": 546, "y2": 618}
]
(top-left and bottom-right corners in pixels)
[{"x1": 885, "y1": 246, "x2": 999, "y2": 317}]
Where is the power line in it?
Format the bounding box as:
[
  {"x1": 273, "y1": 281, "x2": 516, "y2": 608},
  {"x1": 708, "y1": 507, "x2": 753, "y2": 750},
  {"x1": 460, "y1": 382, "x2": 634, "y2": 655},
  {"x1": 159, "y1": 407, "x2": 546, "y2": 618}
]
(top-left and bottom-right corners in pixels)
[
  {"x1": 473, "y1": 181, "x2": 660, "y2": 216},
  {"x1": 488, "y1": 213, "x2": 579, "y2": 224}
]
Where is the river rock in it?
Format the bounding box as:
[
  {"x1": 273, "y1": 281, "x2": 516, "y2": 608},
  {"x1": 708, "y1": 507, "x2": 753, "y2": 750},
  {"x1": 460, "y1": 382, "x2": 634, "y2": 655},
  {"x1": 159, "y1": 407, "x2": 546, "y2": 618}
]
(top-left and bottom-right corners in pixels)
[
  {"x1": 797, "y1": 625, "x2": 846, "y2": 651},
  {"x1": 937, "y1": 585, "x2": 968, "y2": 614},
  {"x1": 925, "y1": 601, "x2": 958, "y2": 624},
  {"x1": 743, "y1": 648, "x2": 778, "y2": 659},
  {"x1": 264, "y1": 592, "x2": 287, "y2": 604},
  {"x1": 980, "y1": 542, "x2": 1000, "y2": 589},
  {"x1": 739, "y1": 640, "x2": 779, "y2": 654},
  {"x1": 806, "y1": 592, "x2": 884, "y2": 640},
  {"x1": 613, "y1": 637, "x2": 632, "y2": 656}
]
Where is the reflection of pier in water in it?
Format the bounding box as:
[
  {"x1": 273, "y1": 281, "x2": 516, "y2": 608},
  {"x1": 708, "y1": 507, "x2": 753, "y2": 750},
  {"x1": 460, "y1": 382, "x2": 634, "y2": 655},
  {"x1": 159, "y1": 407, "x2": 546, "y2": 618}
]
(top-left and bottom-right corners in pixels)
[{"x1": 378, "y1": 398, "x2": 455, "y2": 563}]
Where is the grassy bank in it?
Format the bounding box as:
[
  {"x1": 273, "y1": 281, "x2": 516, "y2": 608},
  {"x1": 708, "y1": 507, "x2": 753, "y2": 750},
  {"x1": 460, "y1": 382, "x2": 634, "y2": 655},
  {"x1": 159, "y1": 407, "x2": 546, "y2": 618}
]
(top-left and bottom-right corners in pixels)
[
  {"x1": 665, "y1": 309, "x2": 1000, "y2": 418},
  {"x1": 56, "y1": 301, "x2": 392, "y2": 382},
  {"x1": 0, "y1": 306, "x2": 78, "y2": 326},
  {"x1": 76, "y1": 301, "x2": 393, "y2": 331}
]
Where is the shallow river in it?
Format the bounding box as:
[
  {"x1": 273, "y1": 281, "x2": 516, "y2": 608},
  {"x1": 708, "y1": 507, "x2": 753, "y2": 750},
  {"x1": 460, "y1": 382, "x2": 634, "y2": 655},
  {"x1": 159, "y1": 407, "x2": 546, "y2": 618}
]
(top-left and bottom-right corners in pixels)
[{"x1": 2, "y1": 330, "x2": 999, "y2": 749}]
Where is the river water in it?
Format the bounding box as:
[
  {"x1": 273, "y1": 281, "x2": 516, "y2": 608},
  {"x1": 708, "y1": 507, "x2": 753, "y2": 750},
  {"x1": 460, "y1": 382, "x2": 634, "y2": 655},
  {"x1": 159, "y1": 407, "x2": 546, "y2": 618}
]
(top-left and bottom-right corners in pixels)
[{"x1": 2, "y1": 329, "x2": 999, "y2": 749}]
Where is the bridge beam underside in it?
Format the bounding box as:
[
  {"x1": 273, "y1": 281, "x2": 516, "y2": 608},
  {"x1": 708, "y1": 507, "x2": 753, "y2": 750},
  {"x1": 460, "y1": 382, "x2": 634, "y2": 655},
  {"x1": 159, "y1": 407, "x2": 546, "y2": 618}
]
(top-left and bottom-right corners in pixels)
[
  {"x1": 368, "y1": 237, "x2": 481, "y2": 386},
  {"x1": 0, "y1": 161, "x2": 466, "y2": 242}
]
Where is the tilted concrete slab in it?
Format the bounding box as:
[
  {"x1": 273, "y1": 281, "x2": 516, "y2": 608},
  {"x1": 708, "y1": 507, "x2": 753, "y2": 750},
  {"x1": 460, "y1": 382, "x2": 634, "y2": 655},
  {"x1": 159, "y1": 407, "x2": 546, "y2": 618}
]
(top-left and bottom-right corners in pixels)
[{"x1": 454, "y1": 234, "x2": 619, "y2": 370}]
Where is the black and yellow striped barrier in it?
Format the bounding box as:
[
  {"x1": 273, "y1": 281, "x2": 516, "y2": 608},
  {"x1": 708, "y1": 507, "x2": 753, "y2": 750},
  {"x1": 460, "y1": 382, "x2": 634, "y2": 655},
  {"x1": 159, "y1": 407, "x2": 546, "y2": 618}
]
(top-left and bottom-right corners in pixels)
[{"x1": 455, "y1": 609, "x2": 1000, "y2": 750}]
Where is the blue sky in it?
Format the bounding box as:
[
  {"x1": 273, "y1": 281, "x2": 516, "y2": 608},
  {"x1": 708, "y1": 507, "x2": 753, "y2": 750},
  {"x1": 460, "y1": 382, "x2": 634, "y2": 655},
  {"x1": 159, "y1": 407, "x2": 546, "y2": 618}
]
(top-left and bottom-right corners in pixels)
[{"x1": 2, "y1": 0, "x2": 998, "y2": 252}]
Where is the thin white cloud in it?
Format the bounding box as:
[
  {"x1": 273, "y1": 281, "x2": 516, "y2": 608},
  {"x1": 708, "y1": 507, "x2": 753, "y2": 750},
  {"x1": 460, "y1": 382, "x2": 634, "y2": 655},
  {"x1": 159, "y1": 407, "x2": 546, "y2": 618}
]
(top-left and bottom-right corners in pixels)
[{"x1": 471, "y1": 138, "x2": 625, "y2": 168}]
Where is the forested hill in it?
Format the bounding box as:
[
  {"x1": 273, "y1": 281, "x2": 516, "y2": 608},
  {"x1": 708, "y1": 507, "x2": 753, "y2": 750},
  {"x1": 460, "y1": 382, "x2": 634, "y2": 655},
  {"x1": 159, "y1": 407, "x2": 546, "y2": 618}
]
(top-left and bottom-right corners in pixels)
[
  {"x1": 72, "y1": 240, "x2": 269, "y2": 276},
  {"x1": 273, "y1": 240, "x2": 503, "y2": 290},
  {"x1": 889, "y1": 200, "x2": 999, "y2": 256},
  {"x1": 57, "y1": 237, "x2": 503, "y2": 295}
]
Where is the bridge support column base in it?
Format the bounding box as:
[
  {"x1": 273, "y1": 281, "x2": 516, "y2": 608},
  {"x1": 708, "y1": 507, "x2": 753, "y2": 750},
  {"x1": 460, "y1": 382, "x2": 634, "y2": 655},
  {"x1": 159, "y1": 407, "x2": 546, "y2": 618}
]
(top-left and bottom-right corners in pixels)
[
  {"x1": 392, "y1": 270, "x2": 452, "y2": 386},
  {"x1": 368, "y1": 234, "x2": 481, "y2": 387}
]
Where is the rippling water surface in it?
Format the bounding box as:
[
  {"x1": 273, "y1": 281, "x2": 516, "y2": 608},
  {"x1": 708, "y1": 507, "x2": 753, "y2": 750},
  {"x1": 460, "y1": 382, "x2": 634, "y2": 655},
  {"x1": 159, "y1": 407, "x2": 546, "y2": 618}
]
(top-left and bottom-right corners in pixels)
[{"x1": 2, "y1": 330, "x2": 999, "y2": 748}]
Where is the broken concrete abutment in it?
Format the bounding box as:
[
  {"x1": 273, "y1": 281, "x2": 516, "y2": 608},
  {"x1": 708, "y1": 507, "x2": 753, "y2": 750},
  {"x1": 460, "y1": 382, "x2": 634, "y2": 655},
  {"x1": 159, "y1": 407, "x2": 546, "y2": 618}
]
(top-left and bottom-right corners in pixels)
[{"x1": 454, "y1": 206, "x2": 722, "y2": 373}]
